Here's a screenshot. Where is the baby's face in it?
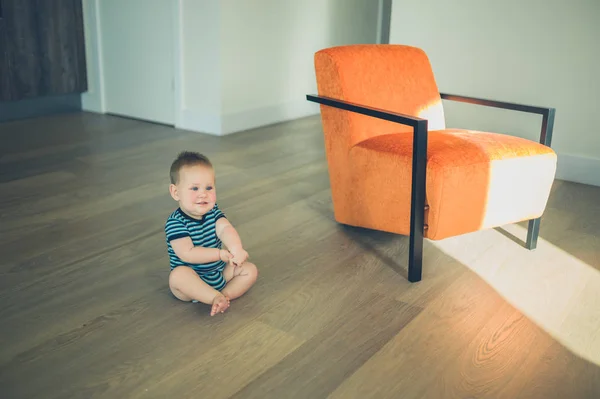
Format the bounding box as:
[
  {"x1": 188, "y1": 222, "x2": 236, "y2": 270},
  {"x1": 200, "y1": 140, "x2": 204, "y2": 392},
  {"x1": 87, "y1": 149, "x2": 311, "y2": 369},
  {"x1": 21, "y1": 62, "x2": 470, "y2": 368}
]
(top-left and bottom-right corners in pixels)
[{"x1": 170, "y1": 165, "x2": 217, "y2": 219}]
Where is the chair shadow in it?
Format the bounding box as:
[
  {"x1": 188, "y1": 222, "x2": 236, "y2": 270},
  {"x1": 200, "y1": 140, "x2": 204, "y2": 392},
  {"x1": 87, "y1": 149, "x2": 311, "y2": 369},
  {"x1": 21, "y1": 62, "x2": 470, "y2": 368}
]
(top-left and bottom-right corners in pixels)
[
  {"x1": 494, "y1": 225, "x2": 527, "y2": 248},
  {"x1": 340, "y1": 224, "x2": 410, "y2": 280},
  {"x1": 305, "y1": 197, "x2": 411, "y2": 279}
]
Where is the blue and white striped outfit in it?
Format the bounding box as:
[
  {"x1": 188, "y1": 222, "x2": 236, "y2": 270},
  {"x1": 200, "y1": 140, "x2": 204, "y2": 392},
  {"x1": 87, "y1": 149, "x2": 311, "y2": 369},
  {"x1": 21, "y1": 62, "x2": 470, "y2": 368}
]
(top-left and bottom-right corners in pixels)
[{"x1": 165, "y1": 204, "x2": 228, "y2": 290}]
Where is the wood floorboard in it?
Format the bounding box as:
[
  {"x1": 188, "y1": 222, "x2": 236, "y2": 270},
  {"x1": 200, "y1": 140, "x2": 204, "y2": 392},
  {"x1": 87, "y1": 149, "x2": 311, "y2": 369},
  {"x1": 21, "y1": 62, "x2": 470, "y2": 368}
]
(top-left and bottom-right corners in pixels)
[
  {"x1": 1, "y1": 112, "x2": 599, "y2": 398},
  {"x1": 517, "y1": 340, "x2": 600, "y2": 398},
  {"x1": 421, "y1": 303, "x2": 555, "y2": 398},
  {"x1": 230, "y1": 296, "x2": 422, "y2": 399},
  {"x1": 329, "y1": 272, "x2": 519, "y2": 399}
]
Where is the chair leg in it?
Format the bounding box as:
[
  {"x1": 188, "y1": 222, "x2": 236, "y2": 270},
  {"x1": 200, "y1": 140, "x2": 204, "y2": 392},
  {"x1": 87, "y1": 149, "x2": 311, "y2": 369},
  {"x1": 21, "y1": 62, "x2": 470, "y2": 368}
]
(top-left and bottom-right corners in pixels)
[
  {"x1": 408, "y1": 225, "x2": 424, "y2": 282},
  {"x1": 408, "y1": 121, "x2": 428, "y2": 283},
  {"x1": 526, "y1": 218, "x2": 540, "y2": 250}
]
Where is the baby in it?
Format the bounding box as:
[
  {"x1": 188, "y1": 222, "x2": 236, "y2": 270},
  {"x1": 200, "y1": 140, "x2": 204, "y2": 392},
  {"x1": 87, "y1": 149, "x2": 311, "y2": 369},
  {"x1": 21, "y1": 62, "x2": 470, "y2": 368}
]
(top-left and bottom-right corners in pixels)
[{"x1": 165, "y1": 151, "x2": 258, "y2": 316}]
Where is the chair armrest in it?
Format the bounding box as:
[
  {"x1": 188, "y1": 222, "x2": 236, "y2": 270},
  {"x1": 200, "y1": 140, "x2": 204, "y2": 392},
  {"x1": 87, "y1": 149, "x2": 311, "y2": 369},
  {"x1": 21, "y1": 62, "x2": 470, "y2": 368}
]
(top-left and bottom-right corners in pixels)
[
  {"x1": 439, "y1": 92, "x2": 555, "y2": 146},
  {"x1": 306, "y1": 94, "x2": 426, "y2": 129},
  {"x1": 440, "y1": 92, "x2": 553, "y2": 115}
]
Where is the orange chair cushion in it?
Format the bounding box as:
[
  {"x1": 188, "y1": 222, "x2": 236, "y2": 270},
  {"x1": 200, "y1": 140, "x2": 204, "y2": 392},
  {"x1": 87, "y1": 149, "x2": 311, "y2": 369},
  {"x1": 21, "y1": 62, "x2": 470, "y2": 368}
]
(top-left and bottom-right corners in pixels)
[{"x1": 344, "y1": 129, "x2": 557, "y2": 240}]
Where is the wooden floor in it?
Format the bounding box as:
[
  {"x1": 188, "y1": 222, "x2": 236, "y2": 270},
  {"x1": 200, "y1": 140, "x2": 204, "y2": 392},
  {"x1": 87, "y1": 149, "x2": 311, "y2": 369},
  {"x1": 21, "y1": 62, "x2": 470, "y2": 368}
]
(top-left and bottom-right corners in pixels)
[{"x1": 1, "y1": 112, "x2": 599, "y2": 398}]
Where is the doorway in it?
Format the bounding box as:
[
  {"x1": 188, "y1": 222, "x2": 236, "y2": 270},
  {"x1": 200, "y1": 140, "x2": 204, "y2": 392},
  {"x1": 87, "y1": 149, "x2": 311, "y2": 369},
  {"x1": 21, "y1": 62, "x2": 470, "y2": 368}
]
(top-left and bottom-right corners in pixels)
[{"x1": 98, "y1": 0, "x2": 176, "y2": 125}]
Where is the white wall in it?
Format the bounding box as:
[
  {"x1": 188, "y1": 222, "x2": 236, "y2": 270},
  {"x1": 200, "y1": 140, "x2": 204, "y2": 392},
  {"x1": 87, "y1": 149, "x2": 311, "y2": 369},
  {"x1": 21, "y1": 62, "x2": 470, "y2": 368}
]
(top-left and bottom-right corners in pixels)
[
  {"x1": 218, "y1": 0, "x2": 379, "y2": 134},
  {"x1": 82, "y1": 0, "x2": 380, "y2": 135},
  {"x1": 179, "y1": 0, "x2": 221, "y2": 134},
  {"x1": 389, "y1": 0, "x2": 600, "y2": 186},
  {"x1": 178, "y1": 0, "x2": 380, "y2": 135}
]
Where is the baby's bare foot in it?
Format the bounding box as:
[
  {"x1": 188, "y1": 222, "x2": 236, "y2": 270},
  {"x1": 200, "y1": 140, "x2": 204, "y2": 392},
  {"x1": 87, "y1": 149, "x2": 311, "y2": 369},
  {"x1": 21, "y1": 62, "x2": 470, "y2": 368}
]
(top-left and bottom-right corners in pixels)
[{"x1": 210, "y1": 294, "x2": 230, "y2": 316}]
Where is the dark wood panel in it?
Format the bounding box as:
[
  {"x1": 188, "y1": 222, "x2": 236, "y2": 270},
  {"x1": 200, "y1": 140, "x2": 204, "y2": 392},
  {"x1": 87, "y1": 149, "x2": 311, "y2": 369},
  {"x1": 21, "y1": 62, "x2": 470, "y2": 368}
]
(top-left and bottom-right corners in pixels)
[
  {"x1": 0, "y1": 3, "x2": 12, "y2": 100},
  {"x1": 0, "y1": 0, "x2": 87, "y2": 102},
  {"x1": 34, "y1": 0, "x2": 87, "y2": 96},
  {"x1": 1, "y1": 0, "x2": 41, "y2": 100}
]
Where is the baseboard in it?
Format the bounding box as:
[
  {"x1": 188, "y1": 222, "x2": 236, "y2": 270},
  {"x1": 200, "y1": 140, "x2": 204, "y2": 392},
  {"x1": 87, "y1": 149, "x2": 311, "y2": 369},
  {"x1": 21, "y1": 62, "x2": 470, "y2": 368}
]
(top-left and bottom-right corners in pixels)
[
  {"x1": 556, "y1": 153, "x2": 600, "y2": 187},
  {"x1": 178, "y1": 108, "x2": 222, "y2": 136},
  {"x1": 165, "y1": 100, "x2": 320, "y2": 136},
  {"x1": 0, "y1": 94, "x2": 82, "y2": 123},
  {"x1": 220, "y1": 99, "x2": 320, "y2": 135}
]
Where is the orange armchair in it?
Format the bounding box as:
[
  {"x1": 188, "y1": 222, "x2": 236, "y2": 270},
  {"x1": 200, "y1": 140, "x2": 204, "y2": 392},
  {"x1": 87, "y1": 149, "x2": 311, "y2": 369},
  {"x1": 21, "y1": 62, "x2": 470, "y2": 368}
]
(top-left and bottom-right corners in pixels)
[{"x1": 306, "y1": 44, "x2": 556, "y2": 282}]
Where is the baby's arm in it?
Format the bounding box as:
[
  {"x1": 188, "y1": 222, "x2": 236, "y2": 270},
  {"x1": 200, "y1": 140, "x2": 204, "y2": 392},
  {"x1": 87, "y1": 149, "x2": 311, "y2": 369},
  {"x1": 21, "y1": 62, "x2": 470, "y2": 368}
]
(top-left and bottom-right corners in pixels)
[
  {"x1": 171, "y1": 236, "x2": 230, "y2": 264},
  {"x1": 216, "y1": 218, "x2": 248, "y2": 264},
  {"x1": 216, "y1": 218, "x2": 243, "y2": 251}
]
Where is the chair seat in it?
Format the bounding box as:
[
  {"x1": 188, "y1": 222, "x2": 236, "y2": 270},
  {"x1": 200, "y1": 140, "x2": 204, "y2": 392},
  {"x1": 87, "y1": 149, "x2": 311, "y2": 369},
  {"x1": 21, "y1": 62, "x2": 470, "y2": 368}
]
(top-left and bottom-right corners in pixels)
[{"x1": 344, "y1": 129, "x2": 557, "y2": 240}]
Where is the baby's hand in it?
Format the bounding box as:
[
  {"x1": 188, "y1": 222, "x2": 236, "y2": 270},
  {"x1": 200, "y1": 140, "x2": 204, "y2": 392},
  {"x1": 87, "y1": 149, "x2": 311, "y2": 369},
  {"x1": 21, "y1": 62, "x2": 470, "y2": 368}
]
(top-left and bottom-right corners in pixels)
[
  {"x1": 219, "y1": 249, "x2": 232, "y2": 263},
  {"x1": 229, "y1": 248, "x2": 248, "y2": 266}
]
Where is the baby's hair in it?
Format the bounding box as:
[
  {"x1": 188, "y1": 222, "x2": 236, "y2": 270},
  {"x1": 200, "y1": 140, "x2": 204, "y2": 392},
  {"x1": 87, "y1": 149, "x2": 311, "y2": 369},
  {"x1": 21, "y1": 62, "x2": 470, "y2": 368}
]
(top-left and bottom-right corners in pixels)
[{"x1": 170, "y1": 151, "x2": 213, "y2": 184}]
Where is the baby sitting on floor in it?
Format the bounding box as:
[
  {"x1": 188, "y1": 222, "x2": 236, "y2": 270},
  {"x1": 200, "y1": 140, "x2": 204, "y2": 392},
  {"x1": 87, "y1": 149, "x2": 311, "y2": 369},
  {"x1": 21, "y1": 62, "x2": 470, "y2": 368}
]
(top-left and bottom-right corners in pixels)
[{"x1": 165, "y1": 151, "x2": 258, "y2": 316}]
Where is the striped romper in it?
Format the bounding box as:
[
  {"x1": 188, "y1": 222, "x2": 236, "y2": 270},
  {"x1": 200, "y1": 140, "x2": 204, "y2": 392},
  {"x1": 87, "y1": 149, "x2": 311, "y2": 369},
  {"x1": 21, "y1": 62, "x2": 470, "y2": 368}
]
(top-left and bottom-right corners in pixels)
[{"x1": 165, "y1": 204, "x2": 228, "y2": 290}]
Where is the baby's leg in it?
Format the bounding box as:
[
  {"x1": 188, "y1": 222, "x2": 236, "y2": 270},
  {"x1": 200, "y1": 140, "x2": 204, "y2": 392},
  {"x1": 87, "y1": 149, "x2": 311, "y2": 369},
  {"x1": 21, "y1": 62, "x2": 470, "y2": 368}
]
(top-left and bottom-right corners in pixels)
[
  {"x1": 222, "y1": 261, "x2": 258, "y2": 300},
  {"x1": 169, "y1": 266, "x2": 230, "y2": 316}
]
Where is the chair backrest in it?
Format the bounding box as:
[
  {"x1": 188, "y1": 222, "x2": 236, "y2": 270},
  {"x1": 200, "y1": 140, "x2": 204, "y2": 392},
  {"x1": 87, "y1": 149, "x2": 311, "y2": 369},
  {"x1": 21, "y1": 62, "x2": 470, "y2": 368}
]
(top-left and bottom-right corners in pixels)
[{"x1": 314, "y1": 44, "x2": 445, "y2": 149}]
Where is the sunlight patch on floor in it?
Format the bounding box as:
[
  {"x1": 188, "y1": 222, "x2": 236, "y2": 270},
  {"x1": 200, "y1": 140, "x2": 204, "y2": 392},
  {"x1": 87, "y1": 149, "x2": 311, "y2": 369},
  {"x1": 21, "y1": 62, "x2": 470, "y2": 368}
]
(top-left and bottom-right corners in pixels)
[{"x1": 431, "y1": 224, "x2": 600, "y2": 366}]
